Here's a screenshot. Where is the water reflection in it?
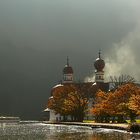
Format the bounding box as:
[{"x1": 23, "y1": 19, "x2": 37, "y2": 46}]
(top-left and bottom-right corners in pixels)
[
  {"x1": 92, "y1": 128, "x2": 140, "y2": 140},
  {"x1": 0, "y1": 123, "x2": 140, "y2": 140}
]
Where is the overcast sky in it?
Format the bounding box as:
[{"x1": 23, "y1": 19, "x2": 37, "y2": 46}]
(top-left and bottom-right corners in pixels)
[{"x1": 0, "y1": 0, "x2": 140, "y2": 119}]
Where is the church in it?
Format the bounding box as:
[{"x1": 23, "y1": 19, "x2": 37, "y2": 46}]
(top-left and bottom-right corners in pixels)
[{"x1": 44, "y1": 51, "x2": 109, "y2": 121}]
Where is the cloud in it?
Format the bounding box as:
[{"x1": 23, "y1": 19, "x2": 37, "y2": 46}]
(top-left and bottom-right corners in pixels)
[
  {"x1": 84, "y1": 73, "x2": 95, "y2": 82},
  {"x1": 85, "y1": 22, "x2": 140, "y2": 82},
  {"x1": 105, "y1": 22, "x2": 140, "y2": 82}
]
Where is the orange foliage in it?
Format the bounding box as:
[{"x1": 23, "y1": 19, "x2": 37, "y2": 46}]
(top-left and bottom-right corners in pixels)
[
  {"x1": 91, "y1": 83, "x2": 140, "y2": 118},
  {"x1": 129, "y1": 94, "x2": 140, "y2": 115},
  {"x1": 47, "y1": 84, "x2": 88, "y2": 120},
  {"x1": 91, "y1": 90, "x2": 109, "y2": 115}
]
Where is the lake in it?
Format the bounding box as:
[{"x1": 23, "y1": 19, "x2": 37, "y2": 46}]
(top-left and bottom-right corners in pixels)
[{"x1": 0, "y1": 122, "x2": 140, "y2": 140}]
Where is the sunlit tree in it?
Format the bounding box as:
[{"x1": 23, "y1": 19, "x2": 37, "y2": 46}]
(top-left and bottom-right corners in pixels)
[
  {"x1": 47, "y1": 84, "x2": 89, "y2": 122},
  {"x1": 91, "y1": 90, "x2": 110, "y2": 122},
  {"x1": 91, "y1": 83, "x2": 139, "y2": 123},
  {"x1": 129, "y1": 93, "x2": 140, "y2": 115}
]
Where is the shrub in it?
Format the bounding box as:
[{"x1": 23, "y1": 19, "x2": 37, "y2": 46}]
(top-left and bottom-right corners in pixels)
[{"x1": 128, "y1": 123, "x2": 140, "y2": 133}]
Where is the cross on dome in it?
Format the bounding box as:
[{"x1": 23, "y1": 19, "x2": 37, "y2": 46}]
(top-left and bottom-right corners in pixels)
[
  {"x1": 67, "y1": 56, "x2": 69, "y2": 66},
  {"x1": 99, "y1": 50, "x2": 101, "y2": 59}
]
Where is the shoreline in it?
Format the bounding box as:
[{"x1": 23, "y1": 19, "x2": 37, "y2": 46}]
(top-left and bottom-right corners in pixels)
[{"x1": 42, "y1": 121, "x2": 129, "y2": 131}]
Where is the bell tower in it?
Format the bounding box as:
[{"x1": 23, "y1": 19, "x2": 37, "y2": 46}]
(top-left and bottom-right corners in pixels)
[
  {"x1": 94, "y1": 51, "x2": 105, "y2": 83},
  {"x1": 63, "y1": 57, "x2": 74, "y2": 83}
]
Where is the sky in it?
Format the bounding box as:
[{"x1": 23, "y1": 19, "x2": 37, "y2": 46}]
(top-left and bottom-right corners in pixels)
[{"x1": 0, "y1": 0, "x2": 140, "y2": 120}]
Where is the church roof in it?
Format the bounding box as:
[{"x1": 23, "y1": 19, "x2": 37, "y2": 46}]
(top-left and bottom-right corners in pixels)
[{"x1": 51, "y1": 82, "x2": 109, "y2": 98}]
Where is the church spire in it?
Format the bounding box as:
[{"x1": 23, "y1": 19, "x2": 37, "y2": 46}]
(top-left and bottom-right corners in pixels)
[
  {"x1": 94, "y1": 51, "x2": 105, "y2": 83},
  {"x1": 67, "y1": 56, "x2": 69, "y2": 66},
  {"x1": 99, "y1": 50, "x2": 101, "y2": 59},
  {"x1": 63, "y1": 57, "x2": 74, "y2": 83}
]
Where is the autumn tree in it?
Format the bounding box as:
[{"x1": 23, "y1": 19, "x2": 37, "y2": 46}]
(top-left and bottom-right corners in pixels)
[
  {"x1": 111, "y1": 83, "x2": 136, "y2": 122},
  {"x1": 91, "y1": 83, "x2": 139, "y2": 123},
  {"x1": 47, "y1": 85, "x2": 75, "y2": 118},
  {"x1": 91, "y1": 90, "x2": 110, "y2": 122},
  {"x1": 47, "y1": 84, "x2": 89, "y2": 122},
  {"x1": 129, "y1": 87, "x2": 140, "y2": 115},
  {"x1": 64, "y1": 91, "x2": 88, "y2": 121}
]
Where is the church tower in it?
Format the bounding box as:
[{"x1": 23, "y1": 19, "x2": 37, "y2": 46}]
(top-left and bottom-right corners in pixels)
[
  {"x1": 94, "y1": 51, "x2": 105, "y2": 83},
  {"x1": 63, "y1": 57, "x2": 74, "y2": 83}
]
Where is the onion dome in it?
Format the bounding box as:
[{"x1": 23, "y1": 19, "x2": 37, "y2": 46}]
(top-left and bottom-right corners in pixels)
[
  {"x1": 63, "y1": 57, "x2": 73, "y2": 74},
  {"x1": 63, "y1": 66, "x2": 73, "y2": 74},
  {"x1": 94, "y1": 51, "x2": 105, "y2": 71}
]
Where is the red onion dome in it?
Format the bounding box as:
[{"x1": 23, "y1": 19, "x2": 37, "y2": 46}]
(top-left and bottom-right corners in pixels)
[
  {"x1": 63, "y1": 65, "x2": 73, "y2": 74},
  {"x1": 94, "y1": 51, "x2": 105, "y2": 71},
  {"x1": 63, "y1": 57, "x2": 73, "y2": 74}
]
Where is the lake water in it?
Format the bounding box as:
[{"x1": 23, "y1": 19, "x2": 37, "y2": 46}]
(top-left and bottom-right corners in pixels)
[{"x1": 0, "y1": 122, "x2": 140, "y2": 140}]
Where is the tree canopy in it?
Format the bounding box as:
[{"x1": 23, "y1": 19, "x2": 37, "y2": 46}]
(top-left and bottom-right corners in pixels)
[
  {"x1": 47, "y1": 84, "x2": 89, "y2": 122},
  {"x1": 91, "y1": 83, "x2": 140, "y2": 123}
]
